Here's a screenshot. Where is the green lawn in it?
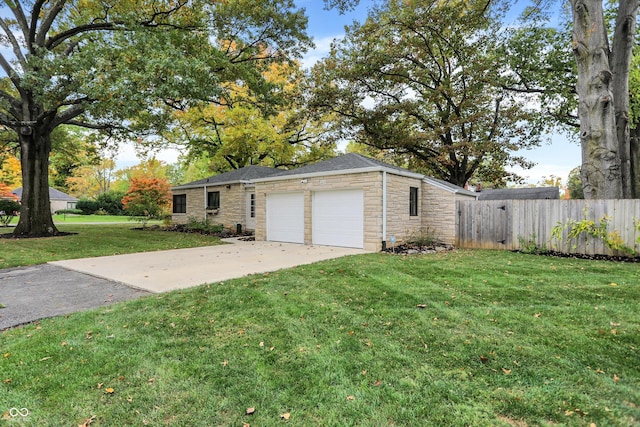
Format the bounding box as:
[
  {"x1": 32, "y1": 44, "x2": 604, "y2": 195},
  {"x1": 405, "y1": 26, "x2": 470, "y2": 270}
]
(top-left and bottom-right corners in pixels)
[
  {"x1": 1, "y1": 250, "x2": 638, "y2": 426},
  {"x1": 0, "y1": 224, "x2": 221, "y2": 268}
]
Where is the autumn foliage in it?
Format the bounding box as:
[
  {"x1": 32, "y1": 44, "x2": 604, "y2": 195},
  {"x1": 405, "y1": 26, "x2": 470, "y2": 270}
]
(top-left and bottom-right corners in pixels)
[
  {"x1": 122, "y1": 177, "x2": 172, "y2": 225},
  {"x1": 0, "y1": 182, "x2": 18, "y2": 201}
]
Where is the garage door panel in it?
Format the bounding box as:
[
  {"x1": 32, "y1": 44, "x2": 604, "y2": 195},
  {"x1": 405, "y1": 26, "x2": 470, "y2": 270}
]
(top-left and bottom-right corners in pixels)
[
  {"x1": 267, "y1": 193, "x2": 304, "y2": 243},
  {"x1": 313, "y1": 190, "x2": 364, "y2": 248}
]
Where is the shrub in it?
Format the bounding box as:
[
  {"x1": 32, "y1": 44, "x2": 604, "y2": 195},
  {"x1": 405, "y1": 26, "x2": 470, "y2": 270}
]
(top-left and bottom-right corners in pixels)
[
  {"x1": 54, "y1": 209, "x2": 83, "y2": 215},
  {"x1": 122, "y1": 177, "x2": 172, "y2": 228},
  {"x1": 95, "y1": 191, "x2": 125, "y2": 215},
  {"x1": 186, "y1": 216, "x2": 224, "y2": 234},
  {"x1": 76, "y1": 199, "x2": 99, "y2": 215},
  {"x1": 404, "y1": 227, "x2": 441, "y2": 247},
  {"x1": 0, "y1": 199, "x2": 20, "y2": 226}
]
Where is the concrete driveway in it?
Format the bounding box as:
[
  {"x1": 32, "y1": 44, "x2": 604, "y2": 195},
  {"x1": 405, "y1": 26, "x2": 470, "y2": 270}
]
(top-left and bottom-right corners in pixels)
[{"x1": 50, "y1": 238, "x2": 367, "y2": 293}]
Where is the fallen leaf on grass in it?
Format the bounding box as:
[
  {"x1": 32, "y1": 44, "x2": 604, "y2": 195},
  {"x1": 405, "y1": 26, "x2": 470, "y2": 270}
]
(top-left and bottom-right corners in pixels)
[
  {"x1": 246, "y1": 407, "x2": 255, "y2": 415},
  {"x1": 502, "y1": 368, "x2": 512, "y2": 375},
  {"x1": 2, "y1": 411, "x2": 10, "y2": 421},
  {"x1": 346, "y1": 395, "x2": 355, "y2": 401},
  {"x1": 614, "y1": 374, "x2": 620, "y2": 383},
  {"x1": 280, "y1": 412, "x2": 291, "y2": 420},
  {"x1": 534, "y1": 313, "x2": 542, "y2": 318},
  {"x1": 221, "y1": 360, "x2": 229, "y2": 367},
  {"x1": 78, "y1": 415, "x2": 96, "y2": 427},
  {"x1": 105, "y1": 387, "x2": 114, "y2": 394},
  {"x1": 3, "y1": 353, "x2": 9, "y2": 358},
  {"x1": 243, "y1": 423, "x2": 250, "y2": 427},
  {"x1": 416, "y1": 304, "x2": 427, "y2": 309},
  {"x1": 40, "y1": 356, "x2": 52, "y2": 362}
]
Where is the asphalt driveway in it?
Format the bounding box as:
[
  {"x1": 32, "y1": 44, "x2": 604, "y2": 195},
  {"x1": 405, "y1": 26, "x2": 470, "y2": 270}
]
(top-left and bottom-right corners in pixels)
[
  {"x1": 1, "y1": 239, "x2": 366, "y2": 330},
  {"x1": 0, "y1": 264, "x2": 150, "y2": 330}
]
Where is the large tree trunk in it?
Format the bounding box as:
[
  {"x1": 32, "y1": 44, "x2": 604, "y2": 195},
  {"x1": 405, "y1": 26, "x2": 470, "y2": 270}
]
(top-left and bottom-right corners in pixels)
[
  {"x1": 14, "y1": 127, "x2": 59, "y2": 237},
  {"x1": 631, "y1": 124, "x2": 640, "y2": 197},
  {"x1": 611, "y1": 0, "x2": 639, "y2": 198},
  {"x1": 571, "y1": 0, "x2": 623, "y2": 199}
]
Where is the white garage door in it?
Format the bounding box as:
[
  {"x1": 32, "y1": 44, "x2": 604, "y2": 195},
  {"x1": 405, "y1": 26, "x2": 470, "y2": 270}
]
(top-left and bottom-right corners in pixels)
[
  {"x1": 312, "y1": 189, "x2": 364, "y2": 248},
  {"x1": 266, "y1": 192, "x2": 304, "y2": 243}
]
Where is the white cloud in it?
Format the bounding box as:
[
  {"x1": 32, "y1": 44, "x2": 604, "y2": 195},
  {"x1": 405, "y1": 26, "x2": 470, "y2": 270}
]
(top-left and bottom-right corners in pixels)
[{"x1": 301, "y1": 34, "x2": 343, "y2": 68}]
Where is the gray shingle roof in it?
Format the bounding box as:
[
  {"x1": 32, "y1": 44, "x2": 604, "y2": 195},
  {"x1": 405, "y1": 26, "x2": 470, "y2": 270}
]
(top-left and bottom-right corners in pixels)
[
  {"x1": 12, "y1": 187, "x2": 78, "y2": 201},
  {"x1": 254, "y1": 153, "x2": 424, "y2": 180},
  {"x1": 476, "y1": 187, "x2": 560, "y2": 200},
  {"x1": 172, "y1": 165, "x2": 281, "y2": 190}
]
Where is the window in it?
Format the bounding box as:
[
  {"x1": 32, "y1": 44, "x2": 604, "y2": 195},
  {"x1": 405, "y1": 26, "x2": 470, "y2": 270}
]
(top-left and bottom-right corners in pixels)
[
  {"x1": 250, "y1": 193, "x2": 255, "y2": 218},
  {"x1": 207, "y1": 191, "x2": 220, "y2": 209},
  {"x1": 173, "y1": 194, "x2": 186, "y2": 214},
  {"x1": 409, "y1": 187, "x2": 419, "y2": 216}
]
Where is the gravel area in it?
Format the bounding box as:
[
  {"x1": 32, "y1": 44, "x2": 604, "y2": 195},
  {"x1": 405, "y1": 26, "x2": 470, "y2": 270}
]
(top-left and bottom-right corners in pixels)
[{"x1": 0, "y1": 264, "x2": 150, "y2": 330}]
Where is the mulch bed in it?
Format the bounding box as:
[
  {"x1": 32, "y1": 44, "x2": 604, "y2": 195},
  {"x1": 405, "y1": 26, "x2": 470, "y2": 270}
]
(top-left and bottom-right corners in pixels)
[{"x1": 514, "y1": 250, "x2": 640, "y2": 263}]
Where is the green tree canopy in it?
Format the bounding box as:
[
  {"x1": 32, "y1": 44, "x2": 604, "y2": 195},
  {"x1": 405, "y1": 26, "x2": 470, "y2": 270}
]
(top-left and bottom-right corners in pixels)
[
  {"x1": 309, "y1": 0, "x2": 542, "y2": 187},
  {"x1": 0, "y1": 0, "x2": 311, "y2": 236}
]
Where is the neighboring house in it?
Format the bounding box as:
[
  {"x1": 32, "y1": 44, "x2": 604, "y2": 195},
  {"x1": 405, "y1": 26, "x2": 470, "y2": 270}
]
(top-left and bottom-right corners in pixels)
[
  {"x1": 12, "y1": 187, "x2": 78, "y2": 213},
  {"x1": 171, "y1": 166, "x2": 281, "y2": 232},
  {"x1": 172, "y1": 154, "x2": 477, "y2": 251},
  {"x1": 476, "y1": 187, "x2": 560, "y2": 200}
]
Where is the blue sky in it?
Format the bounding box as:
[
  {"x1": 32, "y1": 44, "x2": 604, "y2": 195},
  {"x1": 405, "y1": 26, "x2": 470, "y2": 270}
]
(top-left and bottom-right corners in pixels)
[{"x1": 137, "y1": 0, "x2": 581, "y2": 184}]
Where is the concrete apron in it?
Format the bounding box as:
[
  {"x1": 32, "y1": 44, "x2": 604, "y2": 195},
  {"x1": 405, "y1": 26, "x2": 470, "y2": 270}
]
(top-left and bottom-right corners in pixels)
[{"x1": 49, "y1": 239, "x2": 367, "y2": 293}]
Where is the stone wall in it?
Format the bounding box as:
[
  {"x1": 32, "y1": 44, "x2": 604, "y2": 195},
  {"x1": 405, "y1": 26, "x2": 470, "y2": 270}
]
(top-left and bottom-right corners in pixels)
[
  {"x1": 172, "y1": 183, "x2": 253, "y2": 231},
  {"x1": 384, "y1": 174, "x2": 424, "y2": 243},
  {"x1": 422, "y1": 185, "x2": 476, "y2": 245}
]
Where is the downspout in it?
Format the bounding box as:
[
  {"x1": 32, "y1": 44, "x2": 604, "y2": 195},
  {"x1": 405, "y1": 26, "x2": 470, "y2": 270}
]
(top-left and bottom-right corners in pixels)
[
  {"x1": 204, "y1": 186, "x2": 207, "y2": 221},
  {"x1": 382, "y1": 171, "x2": 387, "y2": 250}
]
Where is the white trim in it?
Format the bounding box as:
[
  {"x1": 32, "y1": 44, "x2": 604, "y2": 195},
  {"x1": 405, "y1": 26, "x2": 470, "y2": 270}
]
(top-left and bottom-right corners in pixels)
[
  {"x1": 203, "y1": 186, "x2": 207, "y2": 221},
  {"x1": 173, "y1": 180, "x2": 253, "y2": 191},
  {"x1": 253, "y1": 166, "x2": 425, "y2": 183},
  {"x1": 382, "y1": 171, "x2": 387, "y2": 243}
]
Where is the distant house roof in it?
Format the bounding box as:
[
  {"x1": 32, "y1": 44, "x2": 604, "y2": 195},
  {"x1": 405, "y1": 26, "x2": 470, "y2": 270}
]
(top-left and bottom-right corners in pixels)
[
  {"x1": 172, "y1": 165, "x2": 282, "y2": 190},
  {"x1": 12, "y1": 187, "x2": 78, "y2": 202},
  {"x1": 253, "y1": 153, "x2": 425, "y2": 181},
  {"x1": 476, "y1": 187, "x2": 560, "y2": 200}
]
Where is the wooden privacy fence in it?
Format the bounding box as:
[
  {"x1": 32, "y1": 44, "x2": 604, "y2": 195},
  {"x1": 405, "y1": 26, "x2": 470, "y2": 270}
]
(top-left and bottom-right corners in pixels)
[{"x1": 456, "y1": 199, "x2": 640, "y2": 256}]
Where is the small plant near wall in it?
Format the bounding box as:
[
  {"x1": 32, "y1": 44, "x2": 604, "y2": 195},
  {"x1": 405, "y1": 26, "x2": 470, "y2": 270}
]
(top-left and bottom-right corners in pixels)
[
  {"x1": 551, "y1": 215, "x2": 636, "y2": 257},
  {"x1": 404, "y1": 227, "x2": 441, "y2": 248},
  {"x1": 517, "y1": 234, "x2": 548, "y2": 254}
]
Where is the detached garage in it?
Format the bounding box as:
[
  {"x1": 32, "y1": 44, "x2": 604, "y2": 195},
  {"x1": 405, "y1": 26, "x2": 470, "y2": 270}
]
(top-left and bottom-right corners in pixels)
[{"x1": 252, "y1": 153, "x2": 467, "y2": 252}]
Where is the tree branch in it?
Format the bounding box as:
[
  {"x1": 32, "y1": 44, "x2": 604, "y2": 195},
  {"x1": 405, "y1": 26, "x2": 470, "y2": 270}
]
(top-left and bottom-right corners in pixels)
[
  {"x1": 36, "y1": 0, "x2": 68, "y2": 48},
  {"x1": 29, "y1": 0, "x2": 48, "y2": 52},
  {"x1": 0, "y1": 17, "x2": 27, "y2": 67},
  {"x1": 5, "y1": 0, "x2": 30, "y2": 43}
]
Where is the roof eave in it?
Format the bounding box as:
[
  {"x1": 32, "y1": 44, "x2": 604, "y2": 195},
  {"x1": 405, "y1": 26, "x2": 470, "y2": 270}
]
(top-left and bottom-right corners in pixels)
[
  {"x1": 422, "y1": 177, "x2": 478, "y2": 198},
  {"x1": 253, "y1": 166, "x2": 424, "y2": 183}
]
